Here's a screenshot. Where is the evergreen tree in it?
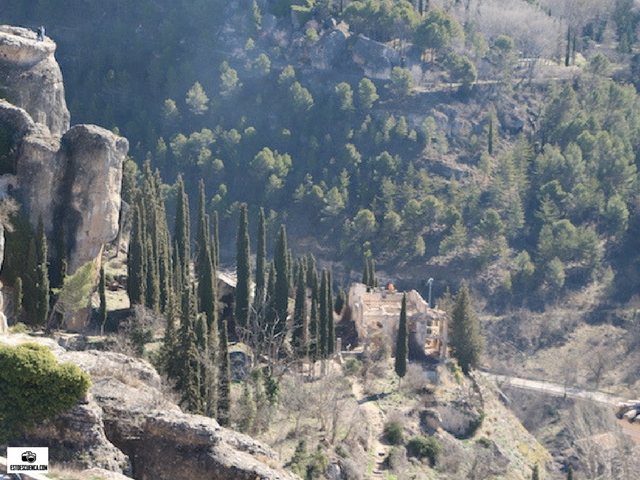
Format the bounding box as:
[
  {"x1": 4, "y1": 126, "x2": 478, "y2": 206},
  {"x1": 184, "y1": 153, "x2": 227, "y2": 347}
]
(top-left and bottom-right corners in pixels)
[
  {"x1": 292, "y1": 263, "x2": 308, "y2": 357},
  {"x1": 174, "y1": 175, "x2": 190, "y2": 281},
  {"x1": 196, "y1": 180, "x2": 217, "y2": 329},
  {"x1": 211, "y1": 210, "x2": 220, "y2": 269},
  {"x1": 449, "y1": 283, "x2": 484, "y2": 374},
  {"x1": 178, "y1": 284, "x2": 204, "y2": 414},
  {"x1": 162, "y1": 288, "x2": 179, "y2": 380},
  {"x1": 218, "y1": 319, "x2": 231, "y2": 426},
  {"x1": 326, "y1": 269, "x2": 335, "y2": 355},
  {"x1": 14, "y1": 277, "x2": 23, "y2": 320},
  {"x1": 127, "y1": 202, "x2": 146, "y2": 306},
  {"x1": 98, "y1": 265, "x2": 107, "y2": 335},
  {"x1": 309, "y1": 290, "x2": 319, "y2": 363},
  {"x1": 566, "y1": 464, "x2": 573, "y2": 480},
  {"x1": 34, "y1": 216, "x2": 49, "y2": 326},
  {"x1": 395, "y1": 294, "x2": 408, "y2": 383},
  {"x1": 531, "y1": 464, "x2": 540, "y2": 480},
  {"x1": 235, "y1": 204, "x2": 251, "y2": 330},
  {"x1": 205, "y1": 310, "x2": 219, "y2": 418},
  {"x1": 273, "y1": 225, "x2": 289, "y2": 337},
  {"x1": 254, "y1": 207, "x2": 267, "y2": 307},
  {"x1": 319, "y1": 269, "x2": 329, "y2": 358}
]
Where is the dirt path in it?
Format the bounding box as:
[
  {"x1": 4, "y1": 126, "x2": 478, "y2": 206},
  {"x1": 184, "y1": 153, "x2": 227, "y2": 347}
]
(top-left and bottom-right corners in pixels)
[{"x1": 352, "y1": 381, "x2": 387, "y2": 478}]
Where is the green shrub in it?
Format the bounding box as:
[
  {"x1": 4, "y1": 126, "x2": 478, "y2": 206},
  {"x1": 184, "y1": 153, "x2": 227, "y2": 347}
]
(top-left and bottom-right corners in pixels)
[
  {"x1": 0, "y1": 343, "x2": 91, "y2": 443},
  {"x1": 406, "y1": 435, "x2": 441, "y2": 466},
  {"x1": 9, "y1": 322, "x2": 30, "y2": 334},
  {"x1": 343, "y1": 358, "x2": 363, "y2": 376},
  {"x1": 384, "y1": 420, "x2": 404, "y2": 445},
  {"x1": 466, "y1": 408, "x2": 485, "y2": 438}
]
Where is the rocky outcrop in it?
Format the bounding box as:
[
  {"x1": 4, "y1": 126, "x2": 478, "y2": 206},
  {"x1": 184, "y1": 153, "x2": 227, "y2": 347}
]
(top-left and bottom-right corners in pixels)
[
  {"x1": 0, "y1": 26, "x2": 70, "y2": 137},
  {"x1": 0, "y1": 26, "x2": 127, "y2": 330},
  {"x1": 2, "y1": 335, "x2": 298, "y2": 480},
  {"x1": 310, "y1": 29, "x2": 347, "y2": 70},
  {"x1": 60, "y1": 125, "x2": 128, "y2": 274},
  {"x1": 352, "y1": 36, "x2": 400, "y2": 80}
]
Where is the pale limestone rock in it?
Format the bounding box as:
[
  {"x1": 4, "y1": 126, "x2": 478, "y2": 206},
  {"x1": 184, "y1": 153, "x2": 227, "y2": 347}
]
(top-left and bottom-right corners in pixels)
[
  {"x1": 61, "y1": 125, "x2": 128, "y2": 274},
  {"x1": 0, "y1": 26, "x2": 70, "y2": 137}
]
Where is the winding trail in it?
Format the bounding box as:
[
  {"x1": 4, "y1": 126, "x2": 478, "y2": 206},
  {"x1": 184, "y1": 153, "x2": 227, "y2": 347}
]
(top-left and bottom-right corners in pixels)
[{"x1": 352, "y1": 381, "x2": 387, "y2": 478}]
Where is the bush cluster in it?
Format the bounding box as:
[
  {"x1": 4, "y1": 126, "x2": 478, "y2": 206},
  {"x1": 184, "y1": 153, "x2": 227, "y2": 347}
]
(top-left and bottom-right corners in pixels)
[{"x1": 0, "y1": 343, "x2": 91, "y2": 443}]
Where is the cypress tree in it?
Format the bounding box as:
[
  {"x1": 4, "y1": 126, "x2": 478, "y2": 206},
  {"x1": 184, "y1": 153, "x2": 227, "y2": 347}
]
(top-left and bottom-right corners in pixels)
[
  {"x1": 255, "y1": 207, "x2": 267, "y2": 307},
  {"x1": 218, "y1": 319, "x2": 231, "y2": 426},
  {"x1": 145, "y1": 233, "x2": 160, "y2": 312},
  {"x1": 327, "y1": 269, "x2": 335, "y2": 355},
  {"x1": 362, "y1": 256, "x2": 370, "y2": 286},
  {"x1": 127, "y1": 202, "x2": 146, "y2": 306},
  {"x1": 309, "y1": 291, "x2": 319, "y2": 363},
  {"x1": 531, "y1": 464, "x2": 540, "y2": 480},
  {"x1": 196, "y1": 181, "x2": 217, "y2": 330},
  {"x1": 178, "y1": 283, "x2": 204, "y2": 414},
  {"x1": 273, "y1": 225, "x2": 289, "y2": 336},
  {"x1": 450, "y1": 283, "x2": 484, "y2": 374},
  {"x1": 152, "y1": 168, "x2": 173, "y2": 313},
  {"x1": 265, "y1": 261, "x2": 277, "y2": 332},
  {"x1": 162, "y1": 288, "x2": 179, "y2": 380},
  {"x1": 34, "y1": 216, "x2": 49, "y2": 327},
  {"x1": 395, "y1": 294, "x2": 408, "y2": 384},
  {"x1": 205, "y1": 311, "x2": 219, "y2": 418},
  {"x1": 566, "y1": 465, "x2": 573, "y2": 480},
  {"x1": 25, "y1": 238, "x2": 37, "y2": 324},
  {"x1": 211, "y1": 210, "x2": 220, "y2": 270},
  {"x1": 98, "y1": 265, "x2": 107, "y2": 335},
  {"x1": 319, "y1": 269, "x2": 328, "y2": 358},
  {"x1": 174, "y1": 175, "x2": 190, "y2": 281},
  {"x1": 14, "y1": 276, "x2": 23, "y2": 320},
  {"x1": 235, "y1": 204, "x2": 251, "y2": 330},
  {"x1": 292, "y1": 263, "x2": 308, "y2": 358}
]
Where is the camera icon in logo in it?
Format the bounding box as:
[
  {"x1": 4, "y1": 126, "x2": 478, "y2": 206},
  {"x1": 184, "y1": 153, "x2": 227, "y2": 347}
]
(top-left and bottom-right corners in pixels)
[{"x1": 21, "y1": 451, "x2": 37, "y2": 463}]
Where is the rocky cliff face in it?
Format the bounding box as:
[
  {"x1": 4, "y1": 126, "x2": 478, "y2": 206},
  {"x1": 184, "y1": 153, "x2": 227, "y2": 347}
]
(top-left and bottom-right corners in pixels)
[
  {"x1": 0, "y1": 25, "x2": 128, "y2": 329},
  {"x1": 3, "y1": 335, "x2": 298, "y2": 480}
]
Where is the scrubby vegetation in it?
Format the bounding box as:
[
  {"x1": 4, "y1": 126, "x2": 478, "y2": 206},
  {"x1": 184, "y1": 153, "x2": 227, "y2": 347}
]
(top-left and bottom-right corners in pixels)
[{"x1": 0, "y1": 343, "x2": 91, "y2": 443}]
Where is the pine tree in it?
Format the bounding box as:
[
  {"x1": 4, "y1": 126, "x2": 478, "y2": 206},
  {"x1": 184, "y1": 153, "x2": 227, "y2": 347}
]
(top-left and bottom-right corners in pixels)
[
  {"x1": 395, "y1": 294, "x2": 408, "y2": 384},
  {"x1": 218, "y1": 319, "x2": 231, "y2": 426},
  {"x1": 235, "y1": 204, "x2": 251, "y2": 330},
  {"x1": 450, "y1": 283, "x2": 484, "y2": 374},
  {"x1": 273, "y1": 225, "x2": 289, "y2": 337},
  {"x1": 98, "y1": 265, "x2": 107, "y2": 335}
]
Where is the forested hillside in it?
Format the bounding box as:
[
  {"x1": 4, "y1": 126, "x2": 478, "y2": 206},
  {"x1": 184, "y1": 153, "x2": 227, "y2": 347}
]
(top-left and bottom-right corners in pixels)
[{"x1": 3, "y1": 0, "x2": 640, "y2": 305}]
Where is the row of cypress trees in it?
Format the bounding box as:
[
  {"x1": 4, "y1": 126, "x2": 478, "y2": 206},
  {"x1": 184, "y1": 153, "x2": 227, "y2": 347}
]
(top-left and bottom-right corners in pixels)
[
  {"x1": 126, "y1": 164, "x2": 230, "y2": 423},
  {"x1": 234, "y1": 206, "x2": 337, "y2": 368}
]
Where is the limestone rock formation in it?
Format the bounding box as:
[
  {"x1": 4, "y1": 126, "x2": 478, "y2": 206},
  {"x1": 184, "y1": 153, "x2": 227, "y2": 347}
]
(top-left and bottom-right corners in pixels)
[
  {"x1": 352, "y1": 36, "x2": 400, "y2": 80},
  {"x1": 2, "y1": 335, "x2": 298, "y2": 480},
  {"x1": 310, "y1": 29, "x2": 347, "y2": 70},
  {"x1": 0, "y1": 26, "x2": 70, "y2": 137},
  {"x1": 0, "y1": 25, "x2": 128, "y2": 330}
]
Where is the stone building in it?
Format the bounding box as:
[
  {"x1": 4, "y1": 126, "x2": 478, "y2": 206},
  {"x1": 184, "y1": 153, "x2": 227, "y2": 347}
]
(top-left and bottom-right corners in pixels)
[{"x1": 345, "y1": 283, "x2": 448, "y2": 360}]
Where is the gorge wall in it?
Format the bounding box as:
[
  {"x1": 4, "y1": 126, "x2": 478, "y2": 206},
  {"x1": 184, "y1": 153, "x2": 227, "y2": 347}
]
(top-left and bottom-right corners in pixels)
[{"x1": 0, "y1": 25, "x2": 128, "y2": 330}]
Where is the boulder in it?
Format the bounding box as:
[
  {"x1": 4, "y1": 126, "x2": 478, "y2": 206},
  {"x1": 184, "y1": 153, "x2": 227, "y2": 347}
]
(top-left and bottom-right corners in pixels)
[
  {"x1": 352, "y1": 36, "x2": 400, "y2": 79},
  {"x1": 310, "y1": 29, "x2": 347, "y2": 70}
]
